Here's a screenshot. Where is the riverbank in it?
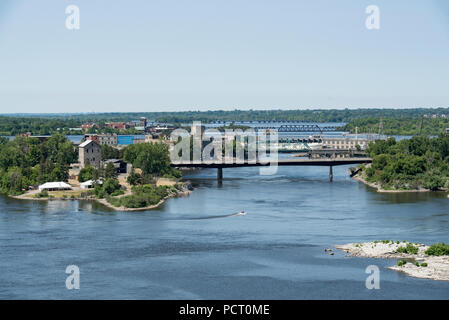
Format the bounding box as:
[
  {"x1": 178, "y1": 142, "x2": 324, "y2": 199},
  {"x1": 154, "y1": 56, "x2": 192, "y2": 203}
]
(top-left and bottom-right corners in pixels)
[
  {"x1": 9, "y1": 181, "x2": 193, "y2": 211},
  {"x1": 98, "y1": 182, "x2": 192, "y2": 211},
  {"x1": 352, "y1": 174, "x2": 432, "y2": 193},
  {"x1": 336, "y1": 241, "x2": 449, "y2": 281},
  {"x1": 352, "y1": 164, "x2": 433, "y2": 193}
]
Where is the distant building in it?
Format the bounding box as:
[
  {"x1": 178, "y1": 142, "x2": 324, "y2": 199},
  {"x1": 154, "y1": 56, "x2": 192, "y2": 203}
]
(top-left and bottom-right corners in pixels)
[
  {"x1": 103, "y1": 159, "x2": 128, "y2": 174},
  {"x1": 105, "y1": 122, "x2": 131, "y2": 130},
  {"x1": 133, "y1": 137, "x2": 145, "y2": 144},
  {"x1": 79, "y1": 140, "x2": 101, "y2": 169},
  {"x1": 85, "y1": 134, "x2": 117, "y2": 146},
  {"x1": 322, "y1": 138, "x2": 369, "y2": 150},
  {"x1": 99, "y1": 133, "x2": 118, "y2": 146},
  {"x1": 139, "y1": 117, "x2": 147, "y2": 128},
  {"x1": 80, "y1": 179, "x2": 103, "y2": 189},
  {"x1": 84, "y1": 134, "x2": 100, "y2": 144},
  {"x1": 81, "y1": 123, "x2": 96, "y2": 132},
  {"x1": 117, "y1": 135, "x2": 134, "y2": 145}
]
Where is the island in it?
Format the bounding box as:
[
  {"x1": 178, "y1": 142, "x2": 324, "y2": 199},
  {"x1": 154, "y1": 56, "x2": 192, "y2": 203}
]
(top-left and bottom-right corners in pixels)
[{"x1": 336, "y1": 241, "x2": 449, "y2": 281}]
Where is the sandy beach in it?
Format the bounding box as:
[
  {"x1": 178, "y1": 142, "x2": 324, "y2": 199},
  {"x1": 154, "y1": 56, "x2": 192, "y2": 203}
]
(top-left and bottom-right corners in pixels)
[{"x1": 336, "y1": 241, "x2": 449, "y2": 281}]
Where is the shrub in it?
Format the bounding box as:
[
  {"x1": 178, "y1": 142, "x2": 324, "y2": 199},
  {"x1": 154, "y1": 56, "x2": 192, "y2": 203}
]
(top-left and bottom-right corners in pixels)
[
  {"x1": 396, "y1": 243, "x2": 419, "y2": 255},
  {"x1": 127, "y1": 172, "x2": 142, "y2": 185},
  {"x1": 420, "y1": 263, "x2": 428, "y2": 267},
  {"x1": 397, "y1": 259, "x2": 407, "y2": 267},
  {"x1": 425, "y1": 243, "x2": 449, "y2": 256},
  {"x1": 110, "y1": 189, "x2": 124, "y2": 197},
  {"x1": 35, "y1": 190, "x2": 49, "y2": 198}
]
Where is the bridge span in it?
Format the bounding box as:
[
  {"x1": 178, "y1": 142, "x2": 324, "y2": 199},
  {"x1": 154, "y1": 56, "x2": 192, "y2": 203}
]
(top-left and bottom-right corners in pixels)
[{"x1": 171, "y1": 157, "x2": 372, "y2": 182}]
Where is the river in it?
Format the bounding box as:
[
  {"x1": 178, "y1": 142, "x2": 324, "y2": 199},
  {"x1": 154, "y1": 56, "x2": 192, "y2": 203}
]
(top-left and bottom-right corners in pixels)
[{"x1": 1, "y1": 162, "x2": 448, "y2": 299}]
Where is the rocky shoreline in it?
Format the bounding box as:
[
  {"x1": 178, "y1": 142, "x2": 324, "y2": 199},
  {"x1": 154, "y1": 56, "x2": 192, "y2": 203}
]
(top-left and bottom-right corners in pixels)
[
  {"x1": 352, "y1": 174, "x2": 431, "y2": 193},
  {"x1": 351, "y1": 164, "x2": 432, "y2": 193},
  {"x1": 336, "y1": 241, "x2": 449, "y2": 281}
]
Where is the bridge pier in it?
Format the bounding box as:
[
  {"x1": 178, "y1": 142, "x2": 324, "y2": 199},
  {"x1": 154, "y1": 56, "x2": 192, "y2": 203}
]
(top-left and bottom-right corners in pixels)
[
  {"x1": 217, "y1": 168, "x2": 223, "y2": 181},
  {"x1": 329, "y1": 166, "x2": 333, "y2": 182}
]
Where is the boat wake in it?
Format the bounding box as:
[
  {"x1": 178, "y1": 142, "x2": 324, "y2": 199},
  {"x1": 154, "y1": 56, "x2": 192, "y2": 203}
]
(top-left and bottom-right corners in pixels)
[{"x1": 188, "y1": 211, "x2": 247, "y2": 220}]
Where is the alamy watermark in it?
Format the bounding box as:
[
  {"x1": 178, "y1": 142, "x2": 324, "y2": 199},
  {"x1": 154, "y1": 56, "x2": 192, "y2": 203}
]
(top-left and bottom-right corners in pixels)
[
  {"x1": 65, "y1": 265, "x2": 80, "y2": 290},
  {"x1": 365, "y1": 265, "x2": 380, "y2": 289},
  {"x1": 365, "y1": 5, "x2": 380, "y2": 30},
  {"x1": 66, "y1": 4, "x2": 80, "y2": 30}
]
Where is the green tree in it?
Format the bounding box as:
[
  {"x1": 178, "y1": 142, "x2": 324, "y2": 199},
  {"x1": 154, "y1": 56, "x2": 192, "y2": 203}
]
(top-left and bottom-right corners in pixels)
[
  {"x1": 104, "y1": 162, "x2": 117, "y2": 179},
  {"x1": 78, "y1": 165, "x2": 94, "y2": 182}
]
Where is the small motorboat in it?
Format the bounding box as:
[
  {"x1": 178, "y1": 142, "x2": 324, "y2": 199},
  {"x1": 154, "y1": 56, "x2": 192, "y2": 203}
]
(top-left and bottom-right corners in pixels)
[{"x1": 236, "y1": 211, "x2": 247, "y2": 216}]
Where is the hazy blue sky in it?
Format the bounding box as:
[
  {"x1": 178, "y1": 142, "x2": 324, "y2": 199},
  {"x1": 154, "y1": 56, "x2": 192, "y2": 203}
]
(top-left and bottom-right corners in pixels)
[{"x1": 0, "y1": 0, "x2": 448, "y2": 113}]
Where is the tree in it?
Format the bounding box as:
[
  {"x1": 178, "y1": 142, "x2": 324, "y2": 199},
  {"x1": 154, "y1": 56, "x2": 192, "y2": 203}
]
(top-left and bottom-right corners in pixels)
[
  {"x1": 124, "y1": 143, "x2": 171, "y2": 175},
  {"x1": 104, "y1": 162, "x2": 117, "y2": 179},
  {"x1": 78, "y1": 165, "x2": 94, "y2": 182},
  {"x1": 101, "y1": 144, "x2": 120, "y2": 160},
  {"x1": 103, "y1": 178, "x2": 121, "y2": 194},
  {"x1": 127, "y1": 171, "x2": 142, "y2": 185}
]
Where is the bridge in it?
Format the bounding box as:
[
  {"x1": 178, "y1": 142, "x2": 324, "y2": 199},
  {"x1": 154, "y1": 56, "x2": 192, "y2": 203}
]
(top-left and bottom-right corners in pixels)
[
  {"x1": 171, "y1": 157, "x2": 372, "y2": 182},
  {"x1": 253, "y1": 124, "x2": 340, "y2": 133}
]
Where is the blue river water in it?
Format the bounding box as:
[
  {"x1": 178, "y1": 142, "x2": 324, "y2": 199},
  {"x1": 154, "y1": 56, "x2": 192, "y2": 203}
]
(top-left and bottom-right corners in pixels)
[{"x1": 0, "y1": 162, "x2": 448, "y2": 299}]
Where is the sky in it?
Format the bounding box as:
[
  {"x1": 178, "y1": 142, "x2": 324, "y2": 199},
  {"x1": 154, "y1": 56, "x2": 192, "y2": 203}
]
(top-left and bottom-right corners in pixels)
[{"x1": 0, "y1": 0, "x2": 448, "y2": 113}]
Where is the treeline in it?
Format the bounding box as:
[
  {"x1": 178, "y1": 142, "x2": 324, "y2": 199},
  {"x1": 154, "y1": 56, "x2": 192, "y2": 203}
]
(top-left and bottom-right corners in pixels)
[
  {"x1": 343, "y1": 117, "x2": 449, "y2": 135},
  {"x1": 0, "y1": 134, "x2": 77, "y2": 195},
  {"x1": 362, "y1": 135, "x2": 449, "y2": 191},
  {"x1": 0, "y1": 116, "x2": 145, "y2": 136},
  {"x1": 148, "y1": 109, "x2": 449, "y2": 124},
  {"x1": 3, "y1": 108, "x2": 449, "y2": 135},
  {"x1": 4, "y1": 107, "x2": 449, "y2": 124},
  {"x1": 0, "y1": 117, "x2": 83, "y2": 136}
]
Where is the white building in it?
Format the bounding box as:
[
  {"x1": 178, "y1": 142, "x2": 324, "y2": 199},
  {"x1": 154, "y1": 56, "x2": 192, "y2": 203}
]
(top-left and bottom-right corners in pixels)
[
  {"x1": 38, "y1": 182, "x2": 72, "y2": 192},
  {"x1": 80, "y1": 179, "x2": 103, "y2": 189}
]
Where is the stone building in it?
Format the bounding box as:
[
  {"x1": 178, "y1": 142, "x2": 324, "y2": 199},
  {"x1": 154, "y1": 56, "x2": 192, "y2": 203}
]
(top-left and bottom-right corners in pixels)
[
  {"x1": 99, "y1": 134, "x2": 118, "y2": 146},
  {"x1": 79, "y1": 140, "x2": 101, "y2": 169}
]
